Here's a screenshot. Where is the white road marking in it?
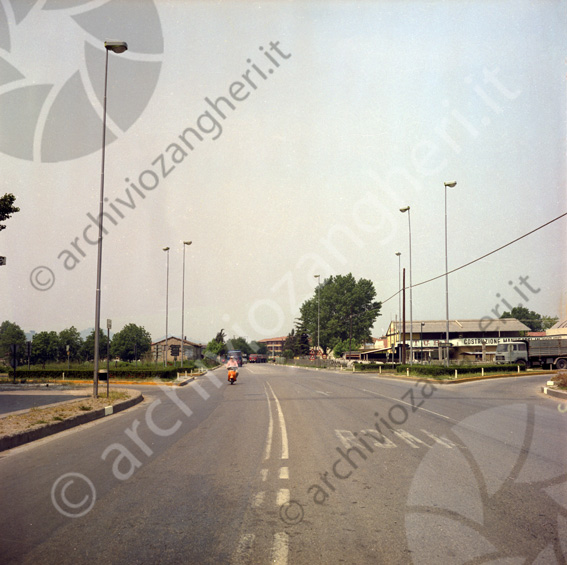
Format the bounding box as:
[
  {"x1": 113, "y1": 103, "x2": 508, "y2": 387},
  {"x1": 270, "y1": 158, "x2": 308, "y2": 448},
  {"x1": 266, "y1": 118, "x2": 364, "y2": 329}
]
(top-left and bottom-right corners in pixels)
[
  {"x1": 266, "y1": 382, "x2": 289, "y2": 460},
  {"x1": 316, "y1": 390, "x2": 330, "y2": 396},
  {"x1": 362, "y1": 429, "x2": 396, "y2": 448},
  {"x1": 277, "y1": 488, "x2": 290, "y2": 506},
  {"x1": 420, "y1": 429, "x2": 456, "y2": 448},
  {"x1": 263, "y1": 387, "x2": 274, "y2": 461},
  {"x1": 252, "y1": 491, "x2": 265, "y2": 508},
  {"x1": 260, "y1": 468, "x2": 269, "y2": 481},
  {"x1": 279, "y1": 466, "x2": 289, "y2": 479},
  {"x1": 233, "y1": 533, "x2": 255, "y2": 564},
  {"x1": 271, "y1": 532, "x2": 289, "y2": 565},
  {"x1": 361, "y1": 388, "x2": 457, "y2": 423}
]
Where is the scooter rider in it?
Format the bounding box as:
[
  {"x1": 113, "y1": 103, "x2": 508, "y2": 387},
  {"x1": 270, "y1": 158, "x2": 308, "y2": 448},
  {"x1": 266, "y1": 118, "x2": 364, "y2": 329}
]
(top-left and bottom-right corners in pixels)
[{"x1": 227, "y1": 356, "x2": 238, "y2": 381}]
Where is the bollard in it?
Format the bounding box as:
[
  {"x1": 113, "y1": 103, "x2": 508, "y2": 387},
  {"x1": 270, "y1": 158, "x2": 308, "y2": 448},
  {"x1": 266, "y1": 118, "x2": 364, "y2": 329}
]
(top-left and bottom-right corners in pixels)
[
  {"x1": 517, "y1": 365, "x2": 520, "y2": 373},
  {"x1": 454, "y1": 369, "x2": 458, "y2": 379},
  {"x1": 407, "y1": 368, "x2": 409, "y2": 377},
  {"x1": 481, "y1": 367, "x2": 484, "y2": 377},
  {"x1": 379, "y1": 366, "x2": 382, "y2": 374}
]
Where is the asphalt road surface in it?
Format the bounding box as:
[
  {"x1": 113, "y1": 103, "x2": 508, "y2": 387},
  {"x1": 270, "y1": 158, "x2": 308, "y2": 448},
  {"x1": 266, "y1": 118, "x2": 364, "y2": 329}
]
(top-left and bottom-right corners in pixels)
[{"x1": 0, "y1": 366, "x2": 565, "y2": 564}]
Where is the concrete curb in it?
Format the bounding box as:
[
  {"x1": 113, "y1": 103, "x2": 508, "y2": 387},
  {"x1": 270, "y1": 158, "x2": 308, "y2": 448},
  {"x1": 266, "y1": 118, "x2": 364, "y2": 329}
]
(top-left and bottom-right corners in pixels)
[
  {"x1": 0, "y1": 390, "x2": 144, "y2": 453},
  {"x1": 541, "y1": 385, "x2": 567, "y2": 400}
]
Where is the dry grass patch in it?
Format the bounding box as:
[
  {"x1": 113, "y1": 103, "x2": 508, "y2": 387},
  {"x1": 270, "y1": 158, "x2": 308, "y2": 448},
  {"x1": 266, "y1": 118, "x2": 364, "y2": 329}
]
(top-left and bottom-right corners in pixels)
[{"x1": 0, "y1": 389, "x2": 137, "y2": 438}]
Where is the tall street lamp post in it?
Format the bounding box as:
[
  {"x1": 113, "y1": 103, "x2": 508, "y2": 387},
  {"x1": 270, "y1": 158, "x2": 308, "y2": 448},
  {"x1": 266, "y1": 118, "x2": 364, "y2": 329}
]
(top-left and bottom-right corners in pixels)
[
  {"x1": 314, "y1": 274, "x2": 320, "y2": 358},
  {"x1": 444, "y1": 181, "x2": 457, "y2": 366},
  {"x1": 181, "y1": 240, "x2": 192, "y2": 367},
  {"x1": 93, "y1": 40, "x2": 128, "y2": 398},
  {"x1": 395, "y1": 251, "x2": 401, "y2": 363},
  {"x1": 400, "y1": 206, "x2": 413, "y2": 365},
  {"x1": 163, "y1": 246, "x2": 170, "y2": 367}
]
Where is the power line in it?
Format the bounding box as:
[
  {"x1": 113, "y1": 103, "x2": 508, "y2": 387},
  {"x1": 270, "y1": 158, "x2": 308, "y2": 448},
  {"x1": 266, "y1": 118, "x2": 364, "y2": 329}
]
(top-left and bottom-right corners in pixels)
[{"x1": 382, "y1": 211, "x2": 567, "y2": 306}]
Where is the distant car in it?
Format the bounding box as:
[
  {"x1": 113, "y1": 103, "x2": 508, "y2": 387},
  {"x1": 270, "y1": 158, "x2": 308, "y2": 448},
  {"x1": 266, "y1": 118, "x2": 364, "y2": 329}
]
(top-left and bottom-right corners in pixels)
[{"x1": 249, "y1": 354, "x2": 258, "y2": 363}]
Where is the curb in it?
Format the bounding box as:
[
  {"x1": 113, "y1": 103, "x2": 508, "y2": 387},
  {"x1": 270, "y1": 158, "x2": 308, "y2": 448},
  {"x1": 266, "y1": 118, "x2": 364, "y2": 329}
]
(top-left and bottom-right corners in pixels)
[
  {"x1": 0, "y1": 390, "x2": 144, "y2": 453},
  {"x1": 541, "y1": 385, "x2": 567, "y2": 400}
]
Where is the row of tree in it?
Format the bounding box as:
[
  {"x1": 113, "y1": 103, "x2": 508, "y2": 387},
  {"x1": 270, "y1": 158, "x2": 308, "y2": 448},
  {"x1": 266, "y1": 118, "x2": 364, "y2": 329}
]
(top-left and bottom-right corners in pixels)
[
  {"x1": 0, "y1": 321, "x2": 152, "y2": 367},
  {"x1": 501, "y1": 307, "x2": 558, "y2": 332},
  {"x1": 204, "y1": 329, "x2": 268, "y2": 359}
]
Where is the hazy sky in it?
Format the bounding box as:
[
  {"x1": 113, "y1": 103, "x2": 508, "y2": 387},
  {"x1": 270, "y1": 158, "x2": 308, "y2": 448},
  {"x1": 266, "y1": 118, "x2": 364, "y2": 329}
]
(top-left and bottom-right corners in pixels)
[{"x1": 1, "y1": 0, "x2": 566, "y2": 344}]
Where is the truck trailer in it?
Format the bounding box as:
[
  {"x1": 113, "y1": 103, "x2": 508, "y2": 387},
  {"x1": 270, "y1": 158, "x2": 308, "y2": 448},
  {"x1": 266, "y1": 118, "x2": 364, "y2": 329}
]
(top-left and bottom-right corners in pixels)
[{"x1": 494, "y1": 338, "x2": 567, "y2": 369}]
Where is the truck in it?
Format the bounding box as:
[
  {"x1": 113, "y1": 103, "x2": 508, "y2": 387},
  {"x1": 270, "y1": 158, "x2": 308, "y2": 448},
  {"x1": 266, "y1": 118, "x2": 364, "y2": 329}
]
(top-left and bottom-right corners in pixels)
[{"x1": 494, "y1": 338, "x2": 567, "y2": 369}]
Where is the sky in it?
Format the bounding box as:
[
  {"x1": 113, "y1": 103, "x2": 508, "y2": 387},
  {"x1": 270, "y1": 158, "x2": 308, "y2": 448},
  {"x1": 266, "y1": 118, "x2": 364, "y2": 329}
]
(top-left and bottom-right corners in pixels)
[{"x1": 1, "y1": 0, "x2": 566, "y2": 345}]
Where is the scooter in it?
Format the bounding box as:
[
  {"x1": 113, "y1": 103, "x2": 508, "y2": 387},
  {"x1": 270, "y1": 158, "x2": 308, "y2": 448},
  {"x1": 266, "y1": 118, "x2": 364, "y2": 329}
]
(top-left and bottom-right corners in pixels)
[{"x1": 228, "y1": 368, "x2": 238, "y2": 385}]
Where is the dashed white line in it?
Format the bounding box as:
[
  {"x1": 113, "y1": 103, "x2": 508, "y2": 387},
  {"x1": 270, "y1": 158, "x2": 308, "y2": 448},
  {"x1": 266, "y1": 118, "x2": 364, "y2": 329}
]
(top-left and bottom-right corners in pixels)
[
  {"x1": 276, "y1": 488, "x2": 290, "y2": 507},
  {"x1": 263, "y1": 387, "x2": 274, "y2": 460},
  {"x1": 252, "y1": 491, "x2": 265, "y2": 508},
  {"x1": 279, "y1": 466, "x2": 289, "y2": 479},
  {"x1": 260, "y1": 468, "x2": 269, "y2": 481},
  {"x1": 271, "y1": 532, "x2": 289, "y2": 565}
]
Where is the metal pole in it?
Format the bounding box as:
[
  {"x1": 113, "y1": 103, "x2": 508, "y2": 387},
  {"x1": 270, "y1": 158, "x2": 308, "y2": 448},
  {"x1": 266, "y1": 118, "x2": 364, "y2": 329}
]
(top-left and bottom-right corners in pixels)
[
  {"x1": 444, "y1": 181, "x2": 456, "y2": 367},
  {"x1": 181, "y1": 241, "x2": 192, "y2": 367},
  {"x1": 163, "y1": 247, "x2": 169, "y2": 367},
  {"x1": 93, "y1": 47, "x2": 109, "y2": 398},
  {"x1": 181, "y1": 244, "x2": 186, "y2": 368},
  {"x1": 93, "y1": 41, "x2": 127, "y2": 398},
  {"x1": 408, "y1": 210, "x2": 413, "y2": 365},
  {"x1": 402, "y1": 268, "x2": 406, "y2": 364},
  {"x1": 314, "y1": 274, "x2": 320, "y2": 357},
  {"x1": 396, "y1": 252, "x2": 401, "y2": 363}
]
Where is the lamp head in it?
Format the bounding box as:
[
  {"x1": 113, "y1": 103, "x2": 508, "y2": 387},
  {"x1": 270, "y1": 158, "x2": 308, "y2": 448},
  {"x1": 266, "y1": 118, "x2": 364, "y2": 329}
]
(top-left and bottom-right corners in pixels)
[
  {"x1": 444, "y1": 181, "x2": 457, "y2": 188},
  {"x1": 105, "y1": 41, "x2": 128, "y2": 54},
  {"x1": 162, "y1": 246, "x2": 169, "y2": 251},
  {"x1": 183, "y1": 241, "x2": 192, "y2": 246},
  {"x1": 400, "y1": 206, "x2": 410, "y2": 213},
  {"x1": 395, "y1": 252, "x2": 401, "y2": 256}
]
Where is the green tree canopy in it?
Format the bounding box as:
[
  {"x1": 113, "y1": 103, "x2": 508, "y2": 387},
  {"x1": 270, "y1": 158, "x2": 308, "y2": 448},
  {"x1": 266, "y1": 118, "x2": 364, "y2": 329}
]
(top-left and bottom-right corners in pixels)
[
  {"x1": 205, "y1": 329, "x2": 228, "y2": 359},
  {"x1": 32, "y1": 331, "x2": 59, "y2": 367},
  {"x1": 58, "y1": 326, "x2": 84, "y2": 362},
  {"x1": 110, "y1": 323, "x2": 152, "y2": 361},
  {"x1": 81, "y1": 329, "x2": 110, "y2": 361},
  {"x1": 299, "y1": 273, "x2": 381, "y2": 354},
  {"x1": 500, "y1": 307, "x2": 555, "y2": 332},
  {"x1": 0, "y1": 193, "x2": 19, "y2": 231},
  {"x1": 0, "y1": 320, "x2": 27, "y2": 363},
  {"x1": 227, "y1": 336, "x2": 251, "y2": 355},
  {"x1": 250, "y1": 341, "x2": 268, "y2": 355}
]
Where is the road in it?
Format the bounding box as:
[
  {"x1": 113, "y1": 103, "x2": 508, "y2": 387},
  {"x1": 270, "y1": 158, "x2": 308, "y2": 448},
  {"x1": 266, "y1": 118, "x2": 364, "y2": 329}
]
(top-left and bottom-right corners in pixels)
[{"x1": 0, "y1": 365, "x2": 565, "y2": 564}]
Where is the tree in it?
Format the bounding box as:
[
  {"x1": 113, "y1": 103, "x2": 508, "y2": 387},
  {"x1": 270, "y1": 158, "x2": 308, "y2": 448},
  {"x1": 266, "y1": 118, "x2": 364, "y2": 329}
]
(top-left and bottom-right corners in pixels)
[
  {"x1": 58, "y1": 326, "x2": 84, "y2": 362},
  {"x1": 332, "y1": 338, "x2": 360, "y2": 358},
  {"x1": 542, "y1": 316, "x2": 559, "y2": 330},
  {"x1": 205, "y1": 329, "x2": 227, "y2": 359},
  {"x1": 0, "y1": 193, "x2": 19, "y2": 231},
  {"x1": 31, "y1": 331, "x2": 59, "y2": 367},
  {"x1": 501, "y1": 307, "x2": 546, "y2": 332},
  {"x1": 299, "y1": 273, "x2": 381, "y2": 354},
  {"x1": 110, "y1": 323, "x2": 152, "y2": 362},
  {"x1": 81, "y1": 329, "x2": 110, "y2": 362},
  {"x1": 227, "y1": 336, "x2": 252, "y2": 355},
  {"x1": 250, "y1": 341, "x2": 268, "y2": 355},
  {"x1": 0, "y1": 320, "x2": 27, "y2": 364}
]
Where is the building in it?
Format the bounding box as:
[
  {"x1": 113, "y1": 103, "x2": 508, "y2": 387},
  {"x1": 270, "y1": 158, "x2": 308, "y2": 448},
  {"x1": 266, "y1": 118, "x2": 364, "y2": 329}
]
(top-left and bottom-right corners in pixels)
[
  {"x1": 385, "y1": 318, "x2": 530, "y2": 363},
  {"x1": 151, "y1": 336, "x2": 203, "y2": 365},
  {"x1": 257, "y1": 337, "x2": 287, "y2": 357},
  {"x1": 547, "y1": 319, "x2": 567, "y2": 337}
]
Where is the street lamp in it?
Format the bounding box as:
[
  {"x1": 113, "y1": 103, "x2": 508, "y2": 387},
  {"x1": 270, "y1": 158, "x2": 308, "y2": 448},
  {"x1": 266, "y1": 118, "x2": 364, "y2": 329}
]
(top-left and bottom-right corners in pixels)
[
  {"x1": 400, "y1": 206, "x2": 413, "y2": 365},
  {"x1": 395, "y1": 252, "x2": 401, "y2": 363},
  {"x1": 181, "y1": 240, "x2": 192, "y2": 367},
  {"x1": 163, "y1": 246, "x2": 170, "y2": 367},
  {"x1": 444, "y1": 181, "x2": 457, "y2": 366},
  {"x1": 314, "y1": 274, "x2": 320, "y2": 358},
  {"x1": 420, "y1": 321, "x2": 425, "y2": 364},
  {"x1": 93, "y1": 40, "x2": 128, "y2": 398}
]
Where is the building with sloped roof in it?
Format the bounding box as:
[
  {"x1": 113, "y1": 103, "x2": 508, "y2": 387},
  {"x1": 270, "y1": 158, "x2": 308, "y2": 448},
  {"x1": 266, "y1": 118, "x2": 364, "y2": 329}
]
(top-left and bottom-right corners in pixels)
[
  {"x1": 385, "y1": 318, "x2": 531, "y2": 363},
  {"x1": 547, "y1": 319, "x2": 567, "y2": 337}
]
